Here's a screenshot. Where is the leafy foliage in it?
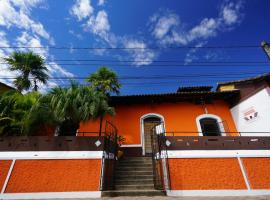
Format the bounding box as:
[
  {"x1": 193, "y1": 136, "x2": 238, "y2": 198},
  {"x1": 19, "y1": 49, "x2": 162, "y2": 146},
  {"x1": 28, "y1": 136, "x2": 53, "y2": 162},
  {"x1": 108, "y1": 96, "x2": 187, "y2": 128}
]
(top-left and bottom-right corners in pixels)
[
  {"x1": 0, "y1": 91, "x2": 56, "y2": 136},
  {"x1": 86, "y1": 67, "x2": 121, "y2": 135},
  {"x1": 47, "y1": 82, "x2": 114, "y2": 136},
  {"x1": 4, "y1": 51, "x2": 49, "y2": 92},
  {"x1": 86, "y1": 66, "x2": 121, "y2": 95}
]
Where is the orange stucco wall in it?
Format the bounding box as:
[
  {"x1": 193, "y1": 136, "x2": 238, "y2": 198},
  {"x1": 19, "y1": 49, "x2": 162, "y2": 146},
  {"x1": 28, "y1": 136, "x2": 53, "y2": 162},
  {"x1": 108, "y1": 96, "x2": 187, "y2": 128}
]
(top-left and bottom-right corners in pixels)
[
  {"x1": 79, "y1": 100, "x2": 238, "y2": 144},
  {"x1": 0, "y1": 160, "x2": 12, "y2": 191},
  {"x1": 168, "y1": 158, "x2": 247, "y2": 190},
  {"x1": 5, "y1": 159, "x2": 101, "y2": 193},
  {"x1": 242, "y1": 158, "x2": 270, "y2": 189}
]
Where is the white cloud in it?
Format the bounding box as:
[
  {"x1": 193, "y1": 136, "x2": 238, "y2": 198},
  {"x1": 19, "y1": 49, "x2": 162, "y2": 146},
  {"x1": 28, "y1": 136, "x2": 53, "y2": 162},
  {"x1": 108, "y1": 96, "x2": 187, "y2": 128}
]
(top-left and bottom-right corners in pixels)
[
  {"x1": 151, "y1": 12, "x2": 180, "y2": 39},
  {"x1": 221, "y1": 1, "x2": 243, "y2": 25},
  {"x1": 0, "y1": 0, "x2": 74, "y2": 91},
  {"x1": 122, "y1": 39, "x2": 156, "y2": 66},
  {"x1": 150, "y1": 0, "x2": 243, "y2": 47},
  {"x1": 16, "y1": 32, "x2": 48, "y2": 57},
  {"x1": 15, "y1": 32, "x2": 74, "y2": 83},
  {"x1": 0, "y1": 18, "x2": 73, "y2": 92},
  {"x1": 69, "y1": 30, "x2": 83, "y2": 40},
  {"x1": 70, "y1": 0, "x2": 93, "y2": 21},
  {"x1": 187, "y1": 18, "x2": 219, "y2": 41},
  {"x1": 184, "y1": 42, "x2": 207, "y2": 64},
  {"x1": 0, "y1": 0, "x2": 52, "y2": 42},
  {"x1": 69, "y1": 0, "x2": 157, "y2": 66},
  {"x1": 10, "y1": 0, "x2": 44, "y2": 12},
  {"x1": 98, "y1": 0, "x2": 105, "y2": 6},
  {"x1": 85, "y1": 10, "x2": 110, "y2": 37},
  {"x1": 0, "y1": 31, "x2": 18, "y2": 86}
]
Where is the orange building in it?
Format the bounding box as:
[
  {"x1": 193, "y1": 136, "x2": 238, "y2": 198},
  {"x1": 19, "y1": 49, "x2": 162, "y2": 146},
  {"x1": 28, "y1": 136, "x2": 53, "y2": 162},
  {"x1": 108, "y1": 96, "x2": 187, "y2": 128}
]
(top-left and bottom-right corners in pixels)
[
  {"x1": 78, "y1": 85, "x2": 270, "y2": 197},
  {"x1": 79, "y1": 86, "x2": 239, "y2": 156},
  {"x1": 1, "y1": 85, "x2": 270, "y2": 198}
]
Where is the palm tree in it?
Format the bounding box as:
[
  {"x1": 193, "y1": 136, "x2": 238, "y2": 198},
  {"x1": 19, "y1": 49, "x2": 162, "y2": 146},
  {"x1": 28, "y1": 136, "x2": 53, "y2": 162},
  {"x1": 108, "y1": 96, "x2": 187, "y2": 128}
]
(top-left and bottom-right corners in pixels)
[
  {"x1": 4, "y1": 51, "x2": 49, "y2": 92},
  {"x1": 47, "y1": 82, "x2": 114, "y2": 136},
  {"x1": 0, "y1": 91, "x2": 45, "y2": 135},
  {"x1": 25, "y1": 94, "x2": 58, "y2": 135},
  {"x1": 86, "y1": 66, "x2": 121, "y2": 95},
  {"x1": 86, "y1": 67, "x2": 121, "y2": 135}
]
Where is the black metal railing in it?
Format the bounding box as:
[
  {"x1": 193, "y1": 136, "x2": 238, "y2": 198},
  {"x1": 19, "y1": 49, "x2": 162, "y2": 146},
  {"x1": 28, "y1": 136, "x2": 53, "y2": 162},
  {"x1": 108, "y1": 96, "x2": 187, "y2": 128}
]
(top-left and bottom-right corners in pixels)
[
  {"x1": 151, "y1": 122, "x2": 171, "y2": 191},
  {"x1": 100, "y1": 120, "x2": 118, "y2": 191},
  {"x1": 164, "y1": 136, "x2": 270, "y2": 150},
  {"x1": 164, "y1": 131, "x2": 270, "y2": 137},
  {"x1": 0, "y1": 136, "x2": 105, "y2": 151}
]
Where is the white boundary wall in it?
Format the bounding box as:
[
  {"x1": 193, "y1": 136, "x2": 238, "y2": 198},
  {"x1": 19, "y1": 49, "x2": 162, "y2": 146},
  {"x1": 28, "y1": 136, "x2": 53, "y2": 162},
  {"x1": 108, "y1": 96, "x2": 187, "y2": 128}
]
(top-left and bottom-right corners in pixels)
[
  {"x1": 165, "y1": 150, "x2": 270, "y2": 197},
  {"x1": 0, "y1": 151, "x2": 103, "y2": 199},
  {"x1": 231, "y1": 87, "x2": 270, "y2": 136}
]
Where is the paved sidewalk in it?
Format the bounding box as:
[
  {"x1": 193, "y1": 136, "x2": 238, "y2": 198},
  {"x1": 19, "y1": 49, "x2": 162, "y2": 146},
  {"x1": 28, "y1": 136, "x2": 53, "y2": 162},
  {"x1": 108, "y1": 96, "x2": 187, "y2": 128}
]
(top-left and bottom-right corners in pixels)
[
  {"x1": 37, "y1": 196, "x2": 270, "y2": 200},
  {"x1": 99, "y1": 196, "x2": 270, "y2": 200}
]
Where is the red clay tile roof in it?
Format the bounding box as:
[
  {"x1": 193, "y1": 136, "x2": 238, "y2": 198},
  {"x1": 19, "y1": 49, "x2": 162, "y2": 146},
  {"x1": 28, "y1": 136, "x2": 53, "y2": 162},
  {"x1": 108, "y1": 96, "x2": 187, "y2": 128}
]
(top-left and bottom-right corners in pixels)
[
  {"x1": 111, "y1": 90, "x2": 239, "y2": 105},
  {"x1": 217, "y1": 72, "x2": 270, "y2": 86}
]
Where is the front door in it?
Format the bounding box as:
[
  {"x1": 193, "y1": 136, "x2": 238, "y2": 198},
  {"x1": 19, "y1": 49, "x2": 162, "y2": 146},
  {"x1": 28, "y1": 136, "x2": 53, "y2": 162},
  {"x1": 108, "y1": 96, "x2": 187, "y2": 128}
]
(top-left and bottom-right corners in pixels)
[{"x1": 143, "y1": 117, "x2": 161, "y2": 155}]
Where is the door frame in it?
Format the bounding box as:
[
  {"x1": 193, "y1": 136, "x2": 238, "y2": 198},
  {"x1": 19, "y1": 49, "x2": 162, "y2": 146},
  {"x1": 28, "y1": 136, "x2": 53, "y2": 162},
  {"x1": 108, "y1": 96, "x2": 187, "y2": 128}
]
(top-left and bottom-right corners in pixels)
[{"x1": 140, "y1": 113, "x2": 165, "y2": 155}]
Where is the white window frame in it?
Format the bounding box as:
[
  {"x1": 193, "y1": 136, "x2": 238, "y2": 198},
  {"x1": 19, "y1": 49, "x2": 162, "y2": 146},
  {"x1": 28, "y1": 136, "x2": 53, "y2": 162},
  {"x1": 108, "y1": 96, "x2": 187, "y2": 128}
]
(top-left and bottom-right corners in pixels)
[{"x1": 196, "y1": 114, "x2": 226, "y2": 136}]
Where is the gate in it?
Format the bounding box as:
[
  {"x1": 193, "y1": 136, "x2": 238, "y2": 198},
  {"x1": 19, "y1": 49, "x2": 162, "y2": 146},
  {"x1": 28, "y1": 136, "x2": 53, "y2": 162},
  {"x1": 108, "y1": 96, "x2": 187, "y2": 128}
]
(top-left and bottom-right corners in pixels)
[
  {"x1": 151, "y1": 122, "x2": 171, "y2": 190},
  {"x1": 100, "y1": 121, "x2": 118, "y2": 191}
]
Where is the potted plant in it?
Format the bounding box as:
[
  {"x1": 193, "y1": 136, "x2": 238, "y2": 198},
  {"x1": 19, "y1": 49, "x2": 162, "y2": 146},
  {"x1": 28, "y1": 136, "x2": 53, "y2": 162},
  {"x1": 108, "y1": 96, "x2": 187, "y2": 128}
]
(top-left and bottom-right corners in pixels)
[{"x1": 117, "y1": 135, "x2": 126, "y2": 159}]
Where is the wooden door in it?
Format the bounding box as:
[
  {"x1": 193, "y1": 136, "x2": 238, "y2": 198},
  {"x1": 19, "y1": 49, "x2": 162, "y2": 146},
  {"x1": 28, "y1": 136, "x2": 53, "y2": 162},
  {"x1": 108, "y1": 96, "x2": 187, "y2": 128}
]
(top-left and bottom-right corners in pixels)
[{"x1": 143, "y1": 117, "x2": 161, "y2": 155}]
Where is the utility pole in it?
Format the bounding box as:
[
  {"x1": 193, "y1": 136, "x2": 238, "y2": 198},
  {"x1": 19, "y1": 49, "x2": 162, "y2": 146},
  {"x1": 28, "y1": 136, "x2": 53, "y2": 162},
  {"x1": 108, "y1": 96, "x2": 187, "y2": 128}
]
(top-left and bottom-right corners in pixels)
[{"x1": 261, "y1": 41, "x2": 270, "y2": 60}]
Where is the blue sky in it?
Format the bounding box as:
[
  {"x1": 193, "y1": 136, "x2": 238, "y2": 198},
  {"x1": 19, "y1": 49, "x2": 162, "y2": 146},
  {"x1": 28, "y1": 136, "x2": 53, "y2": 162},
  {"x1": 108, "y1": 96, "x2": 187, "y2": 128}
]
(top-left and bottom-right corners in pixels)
[{"x1": 0, "y1": 0, "x2": 270, "y2": 95}]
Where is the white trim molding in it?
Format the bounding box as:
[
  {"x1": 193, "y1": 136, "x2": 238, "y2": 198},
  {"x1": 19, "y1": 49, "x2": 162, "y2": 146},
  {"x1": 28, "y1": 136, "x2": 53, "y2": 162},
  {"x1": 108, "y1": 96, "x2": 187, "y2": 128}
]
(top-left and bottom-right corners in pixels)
[
  {"x1": 140, "y1": 113, "x2": 165, "y2": 155},
  {"x1": 0, "y1": 151, "x2": 103, "y2": 160},
  {"x1": 196, "y1": 114, "x2": 226, "y2": 136},
  {"x1": 120, "y1": 144, "x2": 142, "y2": 148},
  {"x1": 0, "y1": 191, "x2": 101, "y2": 199},
  {"x1": 166, "y1": 150, "x2": 270, "y2": 158},
  {"x1": 1, "y1": 160, "x2": 15, "y2": 194},
  {"x1": 166, "y1": 190, "x2": 270, "y2": 197},
  {"x1": 237, "y1": 156, "x2": 251, "y2": 190}
]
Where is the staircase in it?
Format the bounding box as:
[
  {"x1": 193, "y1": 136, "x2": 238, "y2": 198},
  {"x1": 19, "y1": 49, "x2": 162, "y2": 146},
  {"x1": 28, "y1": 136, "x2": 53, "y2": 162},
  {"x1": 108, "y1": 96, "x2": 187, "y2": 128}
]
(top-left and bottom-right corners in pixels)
[{"x1": 102, "y1": 156, "x2": 165, "y2": 197}]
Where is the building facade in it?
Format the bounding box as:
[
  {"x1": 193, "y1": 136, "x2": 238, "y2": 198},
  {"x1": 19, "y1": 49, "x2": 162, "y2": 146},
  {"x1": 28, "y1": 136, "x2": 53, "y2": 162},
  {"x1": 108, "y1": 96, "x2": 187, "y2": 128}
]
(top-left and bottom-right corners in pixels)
[
  {"x1": 1, "y1": 79, "x2": 270, "y2": 198},
  {"x1": 218, "y1": 73, "x2": 270, "y2": 136}
]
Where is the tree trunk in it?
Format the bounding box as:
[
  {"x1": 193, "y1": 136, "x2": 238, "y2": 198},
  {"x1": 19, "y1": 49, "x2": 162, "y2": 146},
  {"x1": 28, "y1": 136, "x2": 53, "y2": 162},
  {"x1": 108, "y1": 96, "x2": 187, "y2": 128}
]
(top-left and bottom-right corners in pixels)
[
  {"x1": 59, "y1": 120, "x2": 79, "y2": 136},
  {"x1": 34, "y1": 79, "x2": 38, "y2": 92},
  {"x1": 99, "y1": 115, "x2": 103, "y2": 136}
]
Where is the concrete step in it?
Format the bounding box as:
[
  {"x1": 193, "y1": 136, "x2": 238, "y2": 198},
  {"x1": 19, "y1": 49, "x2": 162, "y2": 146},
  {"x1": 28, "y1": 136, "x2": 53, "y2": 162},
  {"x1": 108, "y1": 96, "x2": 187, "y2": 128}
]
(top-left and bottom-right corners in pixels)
[
  {"x1": 114, "y1": 184, "x2": 154, "y2": 190},
  {"x1": 102, "y1": 190, "x2": 165, "y2": 197},
  {"x1": 116, "y1": 167, "x2": 153, "y2": 171},
  {"x1": 115, "y1": 174, "x2": 153, "y2": 180},
  {"x1": 115, "y1": 179, "x2": 153, "y2": 185},
  {"x1": 120, "y1": 157, "x2": 152, "y2": 161},
  {"x1": 118, "y1": 160, "x2": 152, "y2": 166},
  {"x1": 117, "y1": 162, "x2": 153, "y2": 167},
  {"x1": 116, "y1": 170, "x2": 153, "y2": 176}
]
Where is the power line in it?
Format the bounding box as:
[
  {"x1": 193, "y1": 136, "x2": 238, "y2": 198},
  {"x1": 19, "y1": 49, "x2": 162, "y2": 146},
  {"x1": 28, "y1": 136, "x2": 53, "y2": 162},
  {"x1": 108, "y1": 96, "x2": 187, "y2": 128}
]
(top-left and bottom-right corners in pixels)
[
  {"x1": 45, "y1": 59, "x2": 268, "y2": 63},
  {"x1": 0, "y1": 45, "x2": 260, "y2": 50},
  {"x1": 1, "y1": 62, "x2": 270, "y2": 67},
  {"x1": 1, "y1": 58, "x2": 268, "y2": 64},
  {"x1": 0, "y1": 72, "x2": 267, "y2": 80}
]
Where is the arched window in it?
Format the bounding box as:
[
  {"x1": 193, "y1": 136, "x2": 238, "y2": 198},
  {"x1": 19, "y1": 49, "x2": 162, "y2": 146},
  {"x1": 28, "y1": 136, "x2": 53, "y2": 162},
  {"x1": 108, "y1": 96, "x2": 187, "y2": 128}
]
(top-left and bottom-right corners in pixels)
[{"x1": 196, "y1": 114, "x2": 225, "y2": 136}]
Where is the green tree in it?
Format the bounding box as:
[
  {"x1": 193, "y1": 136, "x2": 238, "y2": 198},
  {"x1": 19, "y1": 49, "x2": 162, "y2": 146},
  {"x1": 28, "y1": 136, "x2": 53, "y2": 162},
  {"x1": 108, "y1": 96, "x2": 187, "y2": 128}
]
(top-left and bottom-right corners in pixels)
[
  {"x1": 47, "y1": 82, "x2": 114, "y2": 136},
  {"x1": 0, "y1": 91, "x2": 54, "y2": 136},
  {"x1": 0, "y1": 91, "x2": 39, "y2": 135},
  {"x1": 86, "y1": 66, "x2": 121, "y2": 95},
  {"x1": 4, "y1": 51, "x2": 49, "y2": 92},
  {"x1": 86, "y1": 67, "x2": 121, "y2": 135}
]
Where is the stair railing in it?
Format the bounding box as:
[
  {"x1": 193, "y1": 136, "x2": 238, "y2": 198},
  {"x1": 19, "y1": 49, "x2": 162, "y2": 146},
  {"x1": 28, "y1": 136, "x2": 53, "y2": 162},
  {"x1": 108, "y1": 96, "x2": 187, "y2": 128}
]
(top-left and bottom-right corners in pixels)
[
  {"x1": 151, "y1": 122, "x2": 171, "y2": 191},
  {"x1": 100, "y1": 120, "x2": 118, "y2": 191}
]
